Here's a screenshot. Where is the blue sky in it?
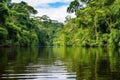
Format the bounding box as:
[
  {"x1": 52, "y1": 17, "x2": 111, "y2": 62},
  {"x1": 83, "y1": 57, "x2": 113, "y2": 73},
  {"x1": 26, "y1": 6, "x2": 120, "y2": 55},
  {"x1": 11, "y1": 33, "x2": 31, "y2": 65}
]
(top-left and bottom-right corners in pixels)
[
  {"x1": 12, "y1": 0, "x2": 75, "y2": 23},
  {"x1": 48, "y1": 2, "x2": 69, "y2": 8},
  {"x1": 35, "y1": 2, "x2": 69, "y2": 8}
]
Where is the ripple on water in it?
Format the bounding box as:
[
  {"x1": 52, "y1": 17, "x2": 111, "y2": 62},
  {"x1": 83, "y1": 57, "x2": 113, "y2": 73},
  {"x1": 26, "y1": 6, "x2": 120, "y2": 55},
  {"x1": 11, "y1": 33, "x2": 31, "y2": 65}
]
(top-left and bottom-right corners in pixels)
[{"x1": 1, "y1": 60, "x2": 76, "y2": 80}]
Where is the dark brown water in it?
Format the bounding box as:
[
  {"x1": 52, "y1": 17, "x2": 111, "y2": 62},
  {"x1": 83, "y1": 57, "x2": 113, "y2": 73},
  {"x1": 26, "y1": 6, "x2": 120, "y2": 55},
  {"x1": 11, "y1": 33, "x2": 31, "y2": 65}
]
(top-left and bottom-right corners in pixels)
[{"x1": 0, "y1": 47, "x2": 120, "y2": 80}]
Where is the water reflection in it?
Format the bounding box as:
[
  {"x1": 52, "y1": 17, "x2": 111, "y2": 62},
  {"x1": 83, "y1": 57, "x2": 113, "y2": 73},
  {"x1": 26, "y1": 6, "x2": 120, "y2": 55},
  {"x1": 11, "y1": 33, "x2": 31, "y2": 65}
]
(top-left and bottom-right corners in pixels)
[{"x1": 0, "y1": 47, "x2": 120, "y2": 80}]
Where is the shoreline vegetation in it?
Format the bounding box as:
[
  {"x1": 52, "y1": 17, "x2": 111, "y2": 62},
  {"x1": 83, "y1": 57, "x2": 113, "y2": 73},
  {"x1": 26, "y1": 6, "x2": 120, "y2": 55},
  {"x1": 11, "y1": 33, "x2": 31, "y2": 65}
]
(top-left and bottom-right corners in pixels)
[{"x1": 0, "y1": 0, "x2": 120, "y2": 48}]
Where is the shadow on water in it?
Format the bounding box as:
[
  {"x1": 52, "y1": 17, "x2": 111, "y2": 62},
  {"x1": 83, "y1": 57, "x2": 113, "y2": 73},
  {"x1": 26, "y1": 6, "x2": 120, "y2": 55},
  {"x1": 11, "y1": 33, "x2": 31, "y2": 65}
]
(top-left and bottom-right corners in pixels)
[{"x1": 0, "y1": 47, "x2": 120, "y2": 80}]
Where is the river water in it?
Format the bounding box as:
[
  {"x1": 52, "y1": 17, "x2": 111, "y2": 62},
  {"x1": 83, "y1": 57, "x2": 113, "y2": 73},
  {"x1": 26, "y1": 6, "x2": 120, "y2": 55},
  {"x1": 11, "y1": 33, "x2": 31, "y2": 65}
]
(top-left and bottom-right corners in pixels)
[{"x1": 0, "y1": 47, "x2": 120, "y2": 80}]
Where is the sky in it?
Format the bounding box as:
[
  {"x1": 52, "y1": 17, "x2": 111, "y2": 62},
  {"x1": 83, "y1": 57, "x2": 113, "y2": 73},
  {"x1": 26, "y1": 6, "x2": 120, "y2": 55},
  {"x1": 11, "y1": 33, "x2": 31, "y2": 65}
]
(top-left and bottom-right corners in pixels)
[{"x1": 12, "y1": 0, "x2": 75, "y2": 23}]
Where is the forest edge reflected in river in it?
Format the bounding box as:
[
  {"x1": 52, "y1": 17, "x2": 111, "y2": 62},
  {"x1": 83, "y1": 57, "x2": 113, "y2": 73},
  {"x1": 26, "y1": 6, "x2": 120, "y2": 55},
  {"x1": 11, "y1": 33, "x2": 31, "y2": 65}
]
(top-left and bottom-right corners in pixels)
[{"x1": 0, "y1": 47, "x2": 120, "y2": 80}]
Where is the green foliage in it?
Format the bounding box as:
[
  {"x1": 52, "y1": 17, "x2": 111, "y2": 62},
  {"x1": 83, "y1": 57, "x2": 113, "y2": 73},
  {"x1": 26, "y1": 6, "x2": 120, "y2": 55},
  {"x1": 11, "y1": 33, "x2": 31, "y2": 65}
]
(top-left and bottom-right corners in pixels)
[
  {"x1": 109, "y1": 29, "x2": 120, "y2": 47},
  {"x1": 0, "y1": 2, "x2": 9, "y2": 24},
  {"x1": 67, "y1": 0, "x2": 81, "y2": 13},
  {"x1": 1, "y1": 0, "x2": 120, "y2": 47},
  {"x1": 0, "y1": 27, "x2": 8, "y2": 44},
  {"x1": 6, "y1": 22, "x2": 21, "y2": 33},
  {"x1": 0, "y1": 27, "x2": 8, "y2": 37},
  {"x1": 58, "y1": 0, "x2": 120, "y2": 47},
  {"x1": 0, "y1": 0, "x2": 63, "y2": 47}
]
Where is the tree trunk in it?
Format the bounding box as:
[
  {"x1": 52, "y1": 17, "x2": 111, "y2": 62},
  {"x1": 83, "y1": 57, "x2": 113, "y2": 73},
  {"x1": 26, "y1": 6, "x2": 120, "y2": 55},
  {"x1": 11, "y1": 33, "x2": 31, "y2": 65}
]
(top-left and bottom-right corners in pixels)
[
  {"x1": 109, "y1": 16, "x2": 112, "y2": 33},
  {"x1": 94, "y1": 16, "x2": 98, "y2": 43}
]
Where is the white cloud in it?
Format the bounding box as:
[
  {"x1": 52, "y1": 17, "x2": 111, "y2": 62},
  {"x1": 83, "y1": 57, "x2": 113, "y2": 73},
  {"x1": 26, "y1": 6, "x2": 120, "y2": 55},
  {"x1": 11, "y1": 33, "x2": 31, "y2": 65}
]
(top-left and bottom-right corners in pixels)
[
  {"x1": 36, "y1": 6, "x2": 75, "y2": 23},
  {"x1": 12, "y1": 0, "x2": 73, "y2": 6},
  {"x1": 12, "y1": 0, "x2": 75, "y2": 23}
]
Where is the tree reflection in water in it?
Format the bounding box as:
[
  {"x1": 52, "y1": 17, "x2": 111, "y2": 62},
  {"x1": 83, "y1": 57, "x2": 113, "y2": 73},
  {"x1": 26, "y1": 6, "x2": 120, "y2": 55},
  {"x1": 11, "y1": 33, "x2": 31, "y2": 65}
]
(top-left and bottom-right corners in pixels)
[{"x1": 0, "y1": 47, "x2": 120, "y2": 80}]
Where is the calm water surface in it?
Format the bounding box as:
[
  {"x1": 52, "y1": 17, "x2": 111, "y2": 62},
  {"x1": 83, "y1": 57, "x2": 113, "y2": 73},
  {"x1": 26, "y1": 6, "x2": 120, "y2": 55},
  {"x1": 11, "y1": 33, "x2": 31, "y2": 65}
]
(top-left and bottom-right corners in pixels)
[{"x1": 0, "y1": 47, "x2": 120, "y2": 80}]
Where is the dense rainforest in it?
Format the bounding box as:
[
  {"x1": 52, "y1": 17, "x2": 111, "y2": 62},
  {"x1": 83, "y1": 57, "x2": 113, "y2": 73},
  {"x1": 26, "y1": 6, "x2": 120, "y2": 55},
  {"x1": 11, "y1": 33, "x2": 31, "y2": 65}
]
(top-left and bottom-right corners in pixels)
[
  {"x1": 0, "y1": 0, "x2": 120, "y2": 47},
  {"x1": 0, "y1": 0, "x2": 63, "y2": 47},
  {"x1": 55, "y1": 0, "x2": 120, "y2": 47}
]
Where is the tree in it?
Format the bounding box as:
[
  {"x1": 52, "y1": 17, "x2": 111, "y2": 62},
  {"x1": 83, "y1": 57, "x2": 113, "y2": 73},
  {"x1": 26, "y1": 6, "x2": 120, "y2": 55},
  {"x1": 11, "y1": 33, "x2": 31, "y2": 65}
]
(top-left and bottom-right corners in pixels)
[
  {"x1": 63, "y1": 0, "x2": 119, "y2": 47},
  {"x1": 67, "y1": 0, "x2": 82, "y2": 13},
  {"x1": 0, "y1": 2, "x2": 9, "y2": 25}
]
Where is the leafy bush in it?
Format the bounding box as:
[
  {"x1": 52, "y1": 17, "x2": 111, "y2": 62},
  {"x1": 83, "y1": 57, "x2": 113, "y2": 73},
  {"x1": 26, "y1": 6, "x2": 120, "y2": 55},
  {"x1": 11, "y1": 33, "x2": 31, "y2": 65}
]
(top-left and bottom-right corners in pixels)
[
  {"x1": 0, "y1": 27, "x2": 8, "y2": 43},
  {"x1": 109, "y1": 29, "x2": 120, "y2": 47}
]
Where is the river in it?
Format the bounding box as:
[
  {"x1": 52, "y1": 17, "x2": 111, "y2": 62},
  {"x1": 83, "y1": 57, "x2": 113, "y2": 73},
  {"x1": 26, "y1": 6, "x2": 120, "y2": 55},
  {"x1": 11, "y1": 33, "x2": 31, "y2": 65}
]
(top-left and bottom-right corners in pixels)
[{"x1": 0, "y1": 47, "x2": 120, "y2": 80}]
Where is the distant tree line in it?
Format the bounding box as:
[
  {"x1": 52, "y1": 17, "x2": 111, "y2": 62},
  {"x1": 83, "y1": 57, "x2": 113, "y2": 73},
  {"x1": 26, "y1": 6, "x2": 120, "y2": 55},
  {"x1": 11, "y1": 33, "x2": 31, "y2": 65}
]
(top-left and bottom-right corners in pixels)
[{"x1": 0, "y1": 0, "x2": 63, "y2": 47}]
